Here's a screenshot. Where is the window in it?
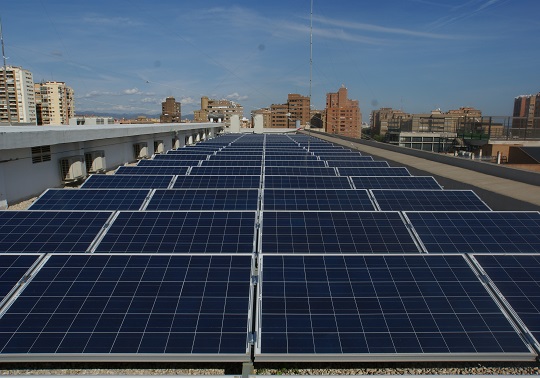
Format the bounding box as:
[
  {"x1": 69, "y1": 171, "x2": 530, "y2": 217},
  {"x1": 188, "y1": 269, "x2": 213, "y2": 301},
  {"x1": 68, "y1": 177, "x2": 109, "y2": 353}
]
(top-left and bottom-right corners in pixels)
[{"x1": 31, "y1": 145, "x2": 51, "y2": 164}]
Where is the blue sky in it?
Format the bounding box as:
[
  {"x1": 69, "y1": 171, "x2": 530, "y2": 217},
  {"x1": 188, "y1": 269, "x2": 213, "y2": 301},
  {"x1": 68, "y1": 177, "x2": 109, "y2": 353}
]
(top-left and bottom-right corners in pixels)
[{"x1": 2, "y1": 0, "x2": 539, "y2": 120}]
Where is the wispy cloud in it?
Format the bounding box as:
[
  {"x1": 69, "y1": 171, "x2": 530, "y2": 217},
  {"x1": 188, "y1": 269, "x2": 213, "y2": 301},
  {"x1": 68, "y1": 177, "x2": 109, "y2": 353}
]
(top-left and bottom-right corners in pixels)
[
  {"x1": 427, "y1": 0, "x2": 508, "y2": 30},
  {"x1": 226, "y1": 92, "x2": 249, "y2": 101},
  {"x1": 82, "y1": 15, "x2": 144, "y2": 27}
]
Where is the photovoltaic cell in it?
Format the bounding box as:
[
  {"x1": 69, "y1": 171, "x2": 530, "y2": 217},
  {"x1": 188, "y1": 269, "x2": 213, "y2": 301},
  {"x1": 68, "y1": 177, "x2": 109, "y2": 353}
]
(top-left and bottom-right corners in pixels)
[
  {"x1": 29, "y1": 189, "x2": 150, "y2": 211},
  {"x1": 337, "y1": 167, "x2": 411, "y2": 176},
  {"x1": 189, "y1": 166, "x2": 262, "y2": 176},
  {"x1": 264, "y1": 176, "x2": 352, "y2": 189},
  {"x1": 263, "y1": 189, "x2": 375, "y2": 211},
  {"x1": 173, "y1": 175, "x2": 261, "y2": 189},
  {"x1": 154, "y1": 154, "x2": 209, "y2": 160},
  {"x1": 115, "y1": 166, "x2": 189, "y2": 175},
  {"x1": 0, "y1": 211, "x2": 112, "y2": 253},
  {"x1": 256, "y1": 254, "x2": 533, "y2": 360},
  {"x1": 405, "y1": 211, "x2": 540, "y2": 253},
  {"x1": 264, "y1": 167, "x2": 337, "y2": 177},
  {"x1": 326, "y1": 161, "x2": 388, "y2": 168},
  {"x1": 0, "y1": 254, "x2": 252, "y2": 359},
  {"x1": 264, "y1": 160, "x2": 326, "y2": 167},
  {"x1": 0, "y1": 254, "x2": 40, "y2": 302},
  {"x1": 260, "y1": 211, "x2": 420, "y2": 254},
  {"x1": 200, "y1": 160, "x2": 262, "y2": 167},
  {"x1": 137, "y1": 160, "x2": 200, "y2": 167},
  {"x1": 146, "y1": 189, "x2": 259, "y2": 211},
  {"x1": 473, "y1": 254, "x2": 540, "y2": 349},
  {"x1": 82, "y1": 175, "x2": 173, "y2": 189},
  {"x1": 95, "y1": 211, "x2": 257, "y2": 253},
  {"x1": 351, "y1": 176, "x2": 442, "y2": 190},
  {"x1": 371, "y1": 190, "x2": 491, "y2": 211}
]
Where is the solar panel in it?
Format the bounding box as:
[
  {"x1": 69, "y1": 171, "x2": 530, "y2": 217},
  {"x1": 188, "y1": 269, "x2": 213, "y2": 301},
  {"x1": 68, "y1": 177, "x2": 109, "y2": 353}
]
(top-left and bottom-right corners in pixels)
[
  {"x1": 155, "y1": 154, "x2": 209, "y2": 160},
  {"x1": 0, "y1": 211, "x2": 112, "y2": 253},
  {"x1": 264, "y1": 160, "x2": 326, "y2": 167},
  {"x1": 405, "y1": 211, "x2": 540, "y2": 253},
  {"x1": 264, "y1": 167, "x2": 337, "y2": 176},
  {"x1": 325, "y1": 157, "x2": 374, "y2": 164},
  {"x1": 0, "y1": 254, "x2": 253, "y2": 360},
  {"x1": 29, "y1": 189, "x2": 150, "y2": 211},
  {"x1": 137, "y1": 160, "x2": 200, "y2": 167},
  {"x1": 256, "y1": 254, "x2": 533, "y2": 361},
  {"x1": 146, "y1": 189, "x2": 259, "y2": 211},
  {"x1": 371, "y1": 190, "x2": 491, "y2": 211},
  {"x1": 260, "y1": 211, "x2": 420, "y2": 254},
  {"x1": 200, "y1": 160, "x2": 262, "y2": 167},
  {"x1": 208, "y1": 155, "x2": 262, "y2": 161},
  {"x1": 326, "y1": 161, "x2": 388, "y2": 168},
  {"x1": 116, "y1": 166, "x2": 189, "y2": 175},
  {"x1": 82, "y1": 175, "x2": 173, "y2": 189},
  {"x1": 263, "y1": 189, "x2": 375, "y2": 211},
  {"x1": 173, "y1": 175, "x2": 261, "y2": 189},
  {"x1": 264, "y1": 176, "x2": 352, "y2": 189},
  {"x1": 351, "y1": 176, "x2": 442, "y2": 190},
  {"x1": 472, "y1": 254, "x2": 540, "y2": 350},
  {"x1": 264, "y1": 155, "x2": 318, "y2": 161},
  {"x1": 95, "y1": 211, "x2": 257, "y2": 253},
  {"x1": 0, "y1": 254, "x2": 41, "y2": 303},
  {"x1": 189, "y1": 166, "x2": 262, "y2": 176},
  {"x1": 337, "y1": 167, "x2": 411, "y2": 176}
]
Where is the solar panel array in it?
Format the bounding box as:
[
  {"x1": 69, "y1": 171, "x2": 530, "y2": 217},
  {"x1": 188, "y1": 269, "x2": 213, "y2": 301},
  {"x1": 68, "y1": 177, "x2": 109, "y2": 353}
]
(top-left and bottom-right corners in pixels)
[{"x1": 0, "y1": 132, "x2": 539, "y2": 364}]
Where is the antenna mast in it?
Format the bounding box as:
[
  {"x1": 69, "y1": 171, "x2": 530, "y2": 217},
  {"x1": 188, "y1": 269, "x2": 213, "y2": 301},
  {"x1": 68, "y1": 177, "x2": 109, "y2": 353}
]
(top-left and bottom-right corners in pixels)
[
  {"x1": 309, "y1": 0, "x2": 313, "y2": 100},
  {"x1": 0, "y1": 18, "x2": 11, "y2": 125}
]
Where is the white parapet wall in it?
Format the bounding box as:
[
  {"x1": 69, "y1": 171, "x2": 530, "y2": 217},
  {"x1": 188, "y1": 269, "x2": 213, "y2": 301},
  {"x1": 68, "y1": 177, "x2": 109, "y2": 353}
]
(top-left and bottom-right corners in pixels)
[{"x1": 0, "y1": 123, "x2": 222, "y2": 208}]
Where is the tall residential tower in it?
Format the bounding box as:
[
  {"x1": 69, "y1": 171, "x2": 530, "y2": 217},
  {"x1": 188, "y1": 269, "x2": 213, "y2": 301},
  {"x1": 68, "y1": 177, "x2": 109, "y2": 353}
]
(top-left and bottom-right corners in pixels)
[{"x1": 0, "y1": 66, "x2": 37, "y2": 125}]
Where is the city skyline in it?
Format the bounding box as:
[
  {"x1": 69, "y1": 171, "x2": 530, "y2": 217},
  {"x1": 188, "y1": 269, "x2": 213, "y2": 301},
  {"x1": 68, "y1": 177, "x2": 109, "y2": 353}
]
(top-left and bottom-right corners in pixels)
[{"x1": 2, "y1": 0, "x2": 539, "y2": 119}]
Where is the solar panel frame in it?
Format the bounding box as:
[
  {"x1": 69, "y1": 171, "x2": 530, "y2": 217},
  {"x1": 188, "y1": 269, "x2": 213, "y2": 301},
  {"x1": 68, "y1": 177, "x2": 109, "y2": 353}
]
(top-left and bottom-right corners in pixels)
[
  {"x1": 145, "y1": 189, "x2": 260, "y2": 211},
  {"x1": 264, "y1": 160, "x2": 326, "y2": 167},
  {"x1": 28, "y1": 189, "x2": 150, "y2": 211},
  {"x1": 115, "y1": 166, "x2": 190, "y2": 176},
  {"x1": 154, "y1": 154, "x2": 210, "y2": 160},
  {"x1": 371, "y1": 189, "x2": 492, "y2": 211},
  {"x1": 259, "y1": 211, "x2": 422, "y2": 254},
  {"x1": 351, "y1": 176, "x2": 443, "y2": 190},
  {"x1": 0, "y1": 253, "x2": 254, "y2": 362},
  {"x1": 82, "y1": 175, "x2": 174, "y2": 189},
  {"x1": 0, "y1": 211, "x2": 113, "y2": 253},
  {"x1": 0, "y1": 254, "x2": 42, "y2": 304},
  {"x1": 404, "y1": 211, "x2": 540, "y2": 254},
  {"x1": 255, "y1": 253, "x2": 535, "y2": 362},
  {"x1": 200, "y1": 160, "x2": 262, "y2": 167},
  {"x1": 326, "y1": 161, "x2": 389, "y2": 168},
  {"x1": 94, "y1": 211, "x2": 258, "y2": 254}
]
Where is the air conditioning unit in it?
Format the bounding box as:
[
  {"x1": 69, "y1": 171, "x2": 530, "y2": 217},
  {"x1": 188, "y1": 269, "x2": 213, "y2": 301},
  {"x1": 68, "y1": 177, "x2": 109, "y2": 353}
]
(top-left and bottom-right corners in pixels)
[
  {"x1": 133, "y1": 142, "x2": 149, "y2": 160},
  {"x1": 59, "y1": 155, "x2": 85, "y2": 182},
  {"x1": 154, "y1": 140, "x2": 164, "y2": 154},
  {"x1": 84, "y1": 150, "x2": 106, "y2": 173}
]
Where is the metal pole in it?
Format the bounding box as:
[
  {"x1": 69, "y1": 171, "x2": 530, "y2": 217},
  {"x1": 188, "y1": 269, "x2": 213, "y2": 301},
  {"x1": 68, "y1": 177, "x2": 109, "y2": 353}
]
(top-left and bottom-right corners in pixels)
[
  {"x1": 309, "y1": 0, "x2": 313, "y2": 100},
  {"x1": 0, "y1": 18, "x2": 12, "y2": 125}
]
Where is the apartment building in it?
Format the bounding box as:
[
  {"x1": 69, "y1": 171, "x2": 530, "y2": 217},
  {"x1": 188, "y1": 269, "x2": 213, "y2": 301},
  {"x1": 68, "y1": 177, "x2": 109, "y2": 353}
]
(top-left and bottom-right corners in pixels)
[
  {"x1": 0, "y1": 66, "x2": 37, "y2": 125},
  {"x1": 34, "y1": 81, "x2": 74, "y2": 125},
  {"x1": 160, "y1": 96, "x2": 181, "y2": 123},
  {"x1": 324, "y1": 86, "x2": 361, "y2": 138},
  {"x1": 194, "y1": 96, "x2": 244, "y2": 124},
  {"x1": 513, "y1": 93, "x2": 540, "y2": 129}
]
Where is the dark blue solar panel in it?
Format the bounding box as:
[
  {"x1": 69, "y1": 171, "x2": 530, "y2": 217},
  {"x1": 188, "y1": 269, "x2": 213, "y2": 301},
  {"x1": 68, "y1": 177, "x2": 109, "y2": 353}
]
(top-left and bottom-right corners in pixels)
[
  {"x1": 82, "y1": 175, "x2": 173, "y2": 189},
  {"x1": 473, "y1": 254, "x2": 540, "y2": 348},
  {"x1": 265, "y1": 155, "x2": 318, "y2": 161},
  {"x1": 0, "y1": 254, "x2": 252, "y2": 358},
  {"x1": 173, "y1": 175, "x2": 261, "y2": 189},
  {"x1": 405, "y1": 211, "x2": 540, "y2": 253},
  {"x1": 264, "y1": 190, "x2": 375, "y2": 211},
  {"x1": 0, "y1": 254, "x2": 40, "y2": 302},
  {"x1": 189, "y1": 166, "x2": 262, "y2": 176},
  {"x1": 264, "y1": 160, "x2": 326, "y2": 167},
  {"x1": 29, "y1": 189, "x2": 150, "y2": 211},
  {"x1": 372, "y1": 190, "x2": 491, "y2": 211},
  {"x1": 337, "y1": 167, "x2": 411, "y2": 176},
  {"x1": 264, "y1": 167, "x2": 337, "y2": 176},
  {"x1": 209, "y1": 155, "x2": 262, "y2": 161},
  {"x1": 264, "y1": 176, "x2": 351, "y2": 189},
  {"x1": 95, "y1": 211, "x2": 256, "y2": 253},
  {"x1": 257, "y1": 254, "x2": 532, "y2": 359},
  {"x1": 0, "y1": 211, "x2": 112, "y2": 253},
  {"x1": 200, "y1": 160, "x2": 262, "y2": 167},
  {"x1": 155, "y1": 154, "x2": 209, "y2": 160},
  {"x1": 116, "y1": 166, "x2": 189, "y2": 175},
  {"x1": 351, "y1": 176, "x2": 442, "y2": 190},
  {"x1": 326, "y1": 161, "x2": 388, "y2": 168},
  {"x1": 261, "y1": 211, "x2": 420, "y2": 254},
  {"x1": 146, "y1": 189, "x2": 259, "y2": 211},
  {"x1": 137, "y1": 160, "x2": 200, "y2": 167}
]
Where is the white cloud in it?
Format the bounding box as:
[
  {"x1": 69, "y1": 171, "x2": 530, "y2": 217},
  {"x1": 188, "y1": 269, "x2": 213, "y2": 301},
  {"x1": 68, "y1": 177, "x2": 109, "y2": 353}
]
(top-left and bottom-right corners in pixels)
[
  {"x1": 141, "y1": 97, "x2": 160, "y2": 104},
  {"x1": 226, "y1": 92, "x2": 249, "y2": 101},
  {"x1": 180, "y1": 97, "x2": 196, "y2": 105},
  {"x1": 123, "y1": 87, "x2": 142, "y2": 95}
]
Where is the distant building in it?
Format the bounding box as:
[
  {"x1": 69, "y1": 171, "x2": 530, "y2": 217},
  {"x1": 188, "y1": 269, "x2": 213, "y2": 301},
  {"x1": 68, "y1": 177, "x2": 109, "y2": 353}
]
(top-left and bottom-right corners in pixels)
[
  {"x1": 160, "y1": 96, "x2": 181, "y2": 123},
  {"x1": 119, "y1": 115, "x2": 159, "y2": 124},
  {"x1": 324, "y1": 85, "x2": 361, "y2": 137},
  {"x1": 69, "y1": 116, "x2": 115, "y2": 126},
  {"x1": 251, "y1": 108, "x2": 271, "y2": 128},
  {"x1": 260, "y1": 93, "x2": 310, "y2": 129},
  {"x1": 370, "y1": 108, "x2": 410, "y2": 136},
  {"x1": 513, "y1": 93, "x2": 540, "y2": 130},
  {"x1": 34, "y1": 81, "x2": 74, "y2": 125},
  {"x1": 194, "y1": 96, "x2": 243, "y2": 124},
  {"x1": 0, "y1": 65, "x2": 37, "y2": 125}
]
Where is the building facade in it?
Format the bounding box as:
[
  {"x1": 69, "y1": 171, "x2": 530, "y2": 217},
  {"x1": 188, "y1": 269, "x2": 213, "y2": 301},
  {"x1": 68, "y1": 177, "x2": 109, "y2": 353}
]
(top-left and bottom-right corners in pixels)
[
  {"x1": 324, "y1": 86, "x2": 361, "y2": 137},
  {"x1": 34, "y1": 81, "x2": 74, "y2": 125},
  {"x1": 513, "y1": 93, "x2": 540, "y2": 130},
  {"x1": 194, "y1": 96, "x2": 244, "y2": 124},
  {"x1": 0, "y1": 66, "x2": 37, "y2": 125},
  {"x1": 160, "y1": 96, "x2": 181, "y2": 123},
  {"x1": 263, "y1": 93, "x2": 310, "y2": 128}
]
